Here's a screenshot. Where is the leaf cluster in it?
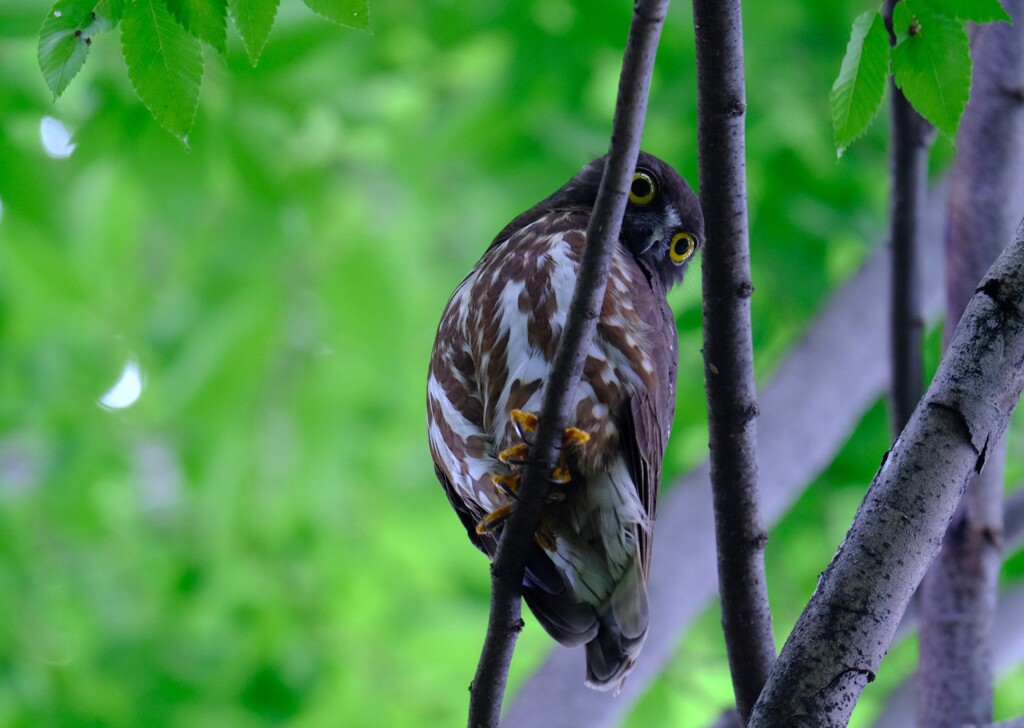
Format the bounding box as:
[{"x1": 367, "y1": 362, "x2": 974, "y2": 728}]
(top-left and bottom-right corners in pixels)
[
  {"x1": 831, "y1": 0, "x2": 1010, "y2": 155},
  {"x1": 37, "y1": 0, "x2": 369, "y2": 141}
]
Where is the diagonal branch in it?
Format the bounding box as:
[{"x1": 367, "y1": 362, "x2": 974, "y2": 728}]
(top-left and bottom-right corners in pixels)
[
  {"x1": 692, "y1": 0, "x2": 776, "y2": 720},
  {"x1": 917, "y1": 3, "x2": 1024, "y2": 725},
  {"x1": 466, "y1": 1, "x2": 670, "y2": 724},
  {"x1": 749, "y1": 219, "x2": 1024, "y2": 727}
]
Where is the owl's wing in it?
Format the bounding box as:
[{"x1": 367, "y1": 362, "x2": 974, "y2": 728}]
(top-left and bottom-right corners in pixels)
[{"x1": 619, "y1": 287, "x2": 678, "y2": 576}]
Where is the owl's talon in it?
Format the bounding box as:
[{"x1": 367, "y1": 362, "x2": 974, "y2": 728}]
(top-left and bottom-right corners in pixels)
[
  {"x1": 562, "y1": 427, "x2": 591, "y2": 447},
  {"x1": 511, "y1": 409, "x2": 538, "y2": 443},
  {"x1": 550, "y1": 464, "x2": 572, "y2": 484},
  {"x1": 498, "y1": 442, "x2": 531, "y2": 465},
  {"x1": 491, "y1": 473, "x2": 521, "y2": 497},
  {"x1": 475, "y1": 503, "x2": 515, "y2": 535}
]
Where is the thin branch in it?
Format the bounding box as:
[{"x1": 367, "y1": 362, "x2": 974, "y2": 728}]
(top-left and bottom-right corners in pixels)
[
  {"x1": 917, "y1": 4, "x2": 1024, "y2": 725},
  {"x1": 749, "y1": 219, "x2": 1024, "y2": 727},
  {"x1": 503, "y1": 184, "x2": 948, "y2": 728},
  {"x1": 466, "y1": 1, "x2": 670, "y2": 725},
  {"x1": 692, "y1": 0, "x2": 776, "y2": 720},
  {"x1": 884, "y1": 0, "x2": 935, "y2": 435}
]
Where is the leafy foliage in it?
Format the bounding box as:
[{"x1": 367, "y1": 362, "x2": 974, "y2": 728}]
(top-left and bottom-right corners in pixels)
[
  {"x1": 229, "y1": 0, "x2": 281, "y2": 65},
  {"x1": 831, "y1": 10, "x2": 889, "y2": 156},
  {"x1": 890, "y1": 0, "x2": 971, "y2": 137},
  {"x1": 831, "y1": 0, "x2": 1010, "y2": 150},
  {"x1": 122, "y1": 0, "x2": 203, "y2": 141},
  {"x1": 37, "y1": 0, "x2": 369, "y2": 139}
]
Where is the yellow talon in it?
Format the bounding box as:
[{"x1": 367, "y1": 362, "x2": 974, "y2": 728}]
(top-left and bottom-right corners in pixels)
[
  {"x1": 562, "y1": 427, "x2": 591, "y2": 447},
  {"x1": 498, "y1": 442, "x2": 530, "y2": 464},
  {"x1": 491, "y1": 473, "x2": 520, "y2": 495},
  {"x1": 510, "y1": 409, "x2": 538, "y2": 433},
  {"x1": 475, "y1": 503, "x2": 514, "y2": 535},
  {"x1": 551, "y1": 463, "x2": 572, "y2": 484}
]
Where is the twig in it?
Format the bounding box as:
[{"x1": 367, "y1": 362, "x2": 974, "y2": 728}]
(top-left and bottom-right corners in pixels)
[
  {"x1": 502, "y1": 183, "x2": 949, "y2": 728},
  {"x1": 466, "y1": 1, "x2": 670, "y2": 724},
  {"x1": 917, "y1": 4, "x2": 1024, "y2": 725},
  {"x1": 884, "y1": 0, "x2": 935, "y2": 435},
  {"x1": 692, "y1": 0, "x2": 776, "y2": 720},
  {"x1": 749, "y1": 219, "x2": 1024, "y2": 727}
]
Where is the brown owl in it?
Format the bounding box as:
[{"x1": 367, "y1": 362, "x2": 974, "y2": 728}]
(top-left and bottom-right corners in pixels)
[{"x1": 427, "y1": 152, "x2": 704, "y2": 689}]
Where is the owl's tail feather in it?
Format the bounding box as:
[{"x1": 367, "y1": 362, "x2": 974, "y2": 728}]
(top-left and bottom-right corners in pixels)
[
  {"x1": 523, "y1": 546, "x2": 600, "y2": 645},
  {"x1": 584, "y1": 557, "x2": 649, "y2": 692}
]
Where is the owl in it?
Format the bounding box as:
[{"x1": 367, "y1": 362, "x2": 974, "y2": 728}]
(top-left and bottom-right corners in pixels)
[{"x1": 427, "y1": 152, "x2": 704, "y2": 689}]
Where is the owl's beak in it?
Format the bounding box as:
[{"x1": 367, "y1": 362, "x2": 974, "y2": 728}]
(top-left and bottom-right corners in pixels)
[{"x1": 636, "y1": 226, "x2": 664, "y2": 256}]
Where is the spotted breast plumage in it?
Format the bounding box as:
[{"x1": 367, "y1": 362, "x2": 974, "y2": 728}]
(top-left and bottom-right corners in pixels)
[{"x1": 427, "y1": 151, "x2": 704, "y2": 690}]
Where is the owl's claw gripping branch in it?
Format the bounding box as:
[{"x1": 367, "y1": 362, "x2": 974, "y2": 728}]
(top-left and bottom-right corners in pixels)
[
  {"x1": 475, "y1": 503, "x2": 515, "y2": 535},
  {"x1": 476, "y1": 412, "x2": 593, "y2": 541}
]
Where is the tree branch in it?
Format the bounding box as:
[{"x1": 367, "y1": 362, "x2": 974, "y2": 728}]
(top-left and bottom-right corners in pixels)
[
  {"x1": 692, "y1": 0, "x2": 776, "y2": 720},
  {"x1": 749, "y1": 219, "x2": 1024, "y2": 727},
  {"x1": 466, "y1": 1, "x2": 670, "y2": 724},
  {"x1": 917, "y1": 4, "x2": 1024, "y2": 725},
  {"x1": 504, "y1": 186, "x2": 948, "y2": 728},
  {"x1": 884, "y1": 0, "x2": 935, "y2": 435}
]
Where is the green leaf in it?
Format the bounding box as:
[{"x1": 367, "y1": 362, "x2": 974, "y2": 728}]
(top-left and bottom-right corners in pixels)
[
  {"x1": 302, "y1": 0, "x2": 369, "y2": 30},
  {"x1": 892, "y1": 0, "x2": 971, "y2": 137},
  {"x1": 96, "y1": 0, "x2": 125, "y2": 23},
  {"x1": 167, "y1": 0, "x2": 228, "y2": 52},
  {"x1": 919, "y1": 0, "x2": 1011, "y2": 23},
  {"x1": 121, "y1": 0, "x2": 203, "y2": 142},
  {"x1": 38, "y1": 0, "x2": 120, "y2": 99},
  {"x1": 831, "y1": 10, "x2": 890, "y2": 156},
  {"x1": 228, "y1": 0, "x2": 280, "y2": 66}
]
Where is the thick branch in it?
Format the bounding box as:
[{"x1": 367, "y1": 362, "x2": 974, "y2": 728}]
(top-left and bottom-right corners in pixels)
[
  {"x1": 884, "y1": 0, "x2": 935, "y2": 435},
  {"x1": 749, "y1": 220, "x2": 1024, "y2": 727},
  {"x1": 917, "y1": 5, "x2": 1024, "y2": 726},
  {"x1": 466, "y1": 2, "x2": 669, "y2": 725},
  {"x1": 503, "y1": 185, "x2": 948, "y2": 728},
  {"x1": 692, "y1": 0, "x2": 776, "y2": 720}
]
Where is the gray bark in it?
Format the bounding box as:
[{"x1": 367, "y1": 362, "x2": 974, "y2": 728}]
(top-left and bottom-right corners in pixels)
[
  {"x1": 693, "y1": 0, "x2": 775, "y2": 718},
  {"x1": 749, "y1": 219, "x2": 1024, "y2": 727},
  {"x1": 917, "y1": 5, "x2": 1024, "y2": 726}
]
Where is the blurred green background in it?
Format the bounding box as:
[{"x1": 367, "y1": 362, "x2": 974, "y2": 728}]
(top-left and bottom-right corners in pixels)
[{"x1": 1, "y1": 0, "x2": 1022, "y2": 725}]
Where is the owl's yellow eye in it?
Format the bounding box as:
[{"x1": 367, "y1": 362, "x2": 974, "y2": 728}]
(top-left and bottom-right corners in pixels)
[
  {"x1": 670, "y1": 232, "x2": 696, "y2": 264},
  {"x1": 629, "y1": 171, "x2": 657, "y2": 206}
]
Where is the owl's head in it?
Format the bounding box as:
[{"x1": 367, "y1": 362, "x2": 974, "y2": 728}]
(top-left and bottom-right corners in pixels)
[{"x1": 552, "y1": 151, "x2": 705, "y2": 289}]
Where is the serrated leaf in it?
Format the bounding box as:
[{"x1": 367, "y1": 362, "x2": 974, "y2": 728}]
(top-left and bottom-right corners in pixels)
[
  {"x1": 302, "y1": 0, "x2": 369, "y2": 30},
  {"x1": 831, "y1": 10, "x2": 890, "y2": 156},
  {"x1": 96, "y1": 0, "x2": 125, "y2": 23},
  {"x1": 919, "y1": 0, "x2": 1011, "y2": 23},
  {"x1": 167, "y1": 0, "x2": 227, "y2": 52},
  {"x1": 38, "y1": 0, "x2": 119, "y2": 99},
  {"x1": 228, "y1": 0, "x2": 279, "y2": 66},
  {"x1": 892, "y1": 1, "x2": 971, "y2": 137},
  {"x1": 122, "y1": 0, "x2": 203, "y2": 142}
]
